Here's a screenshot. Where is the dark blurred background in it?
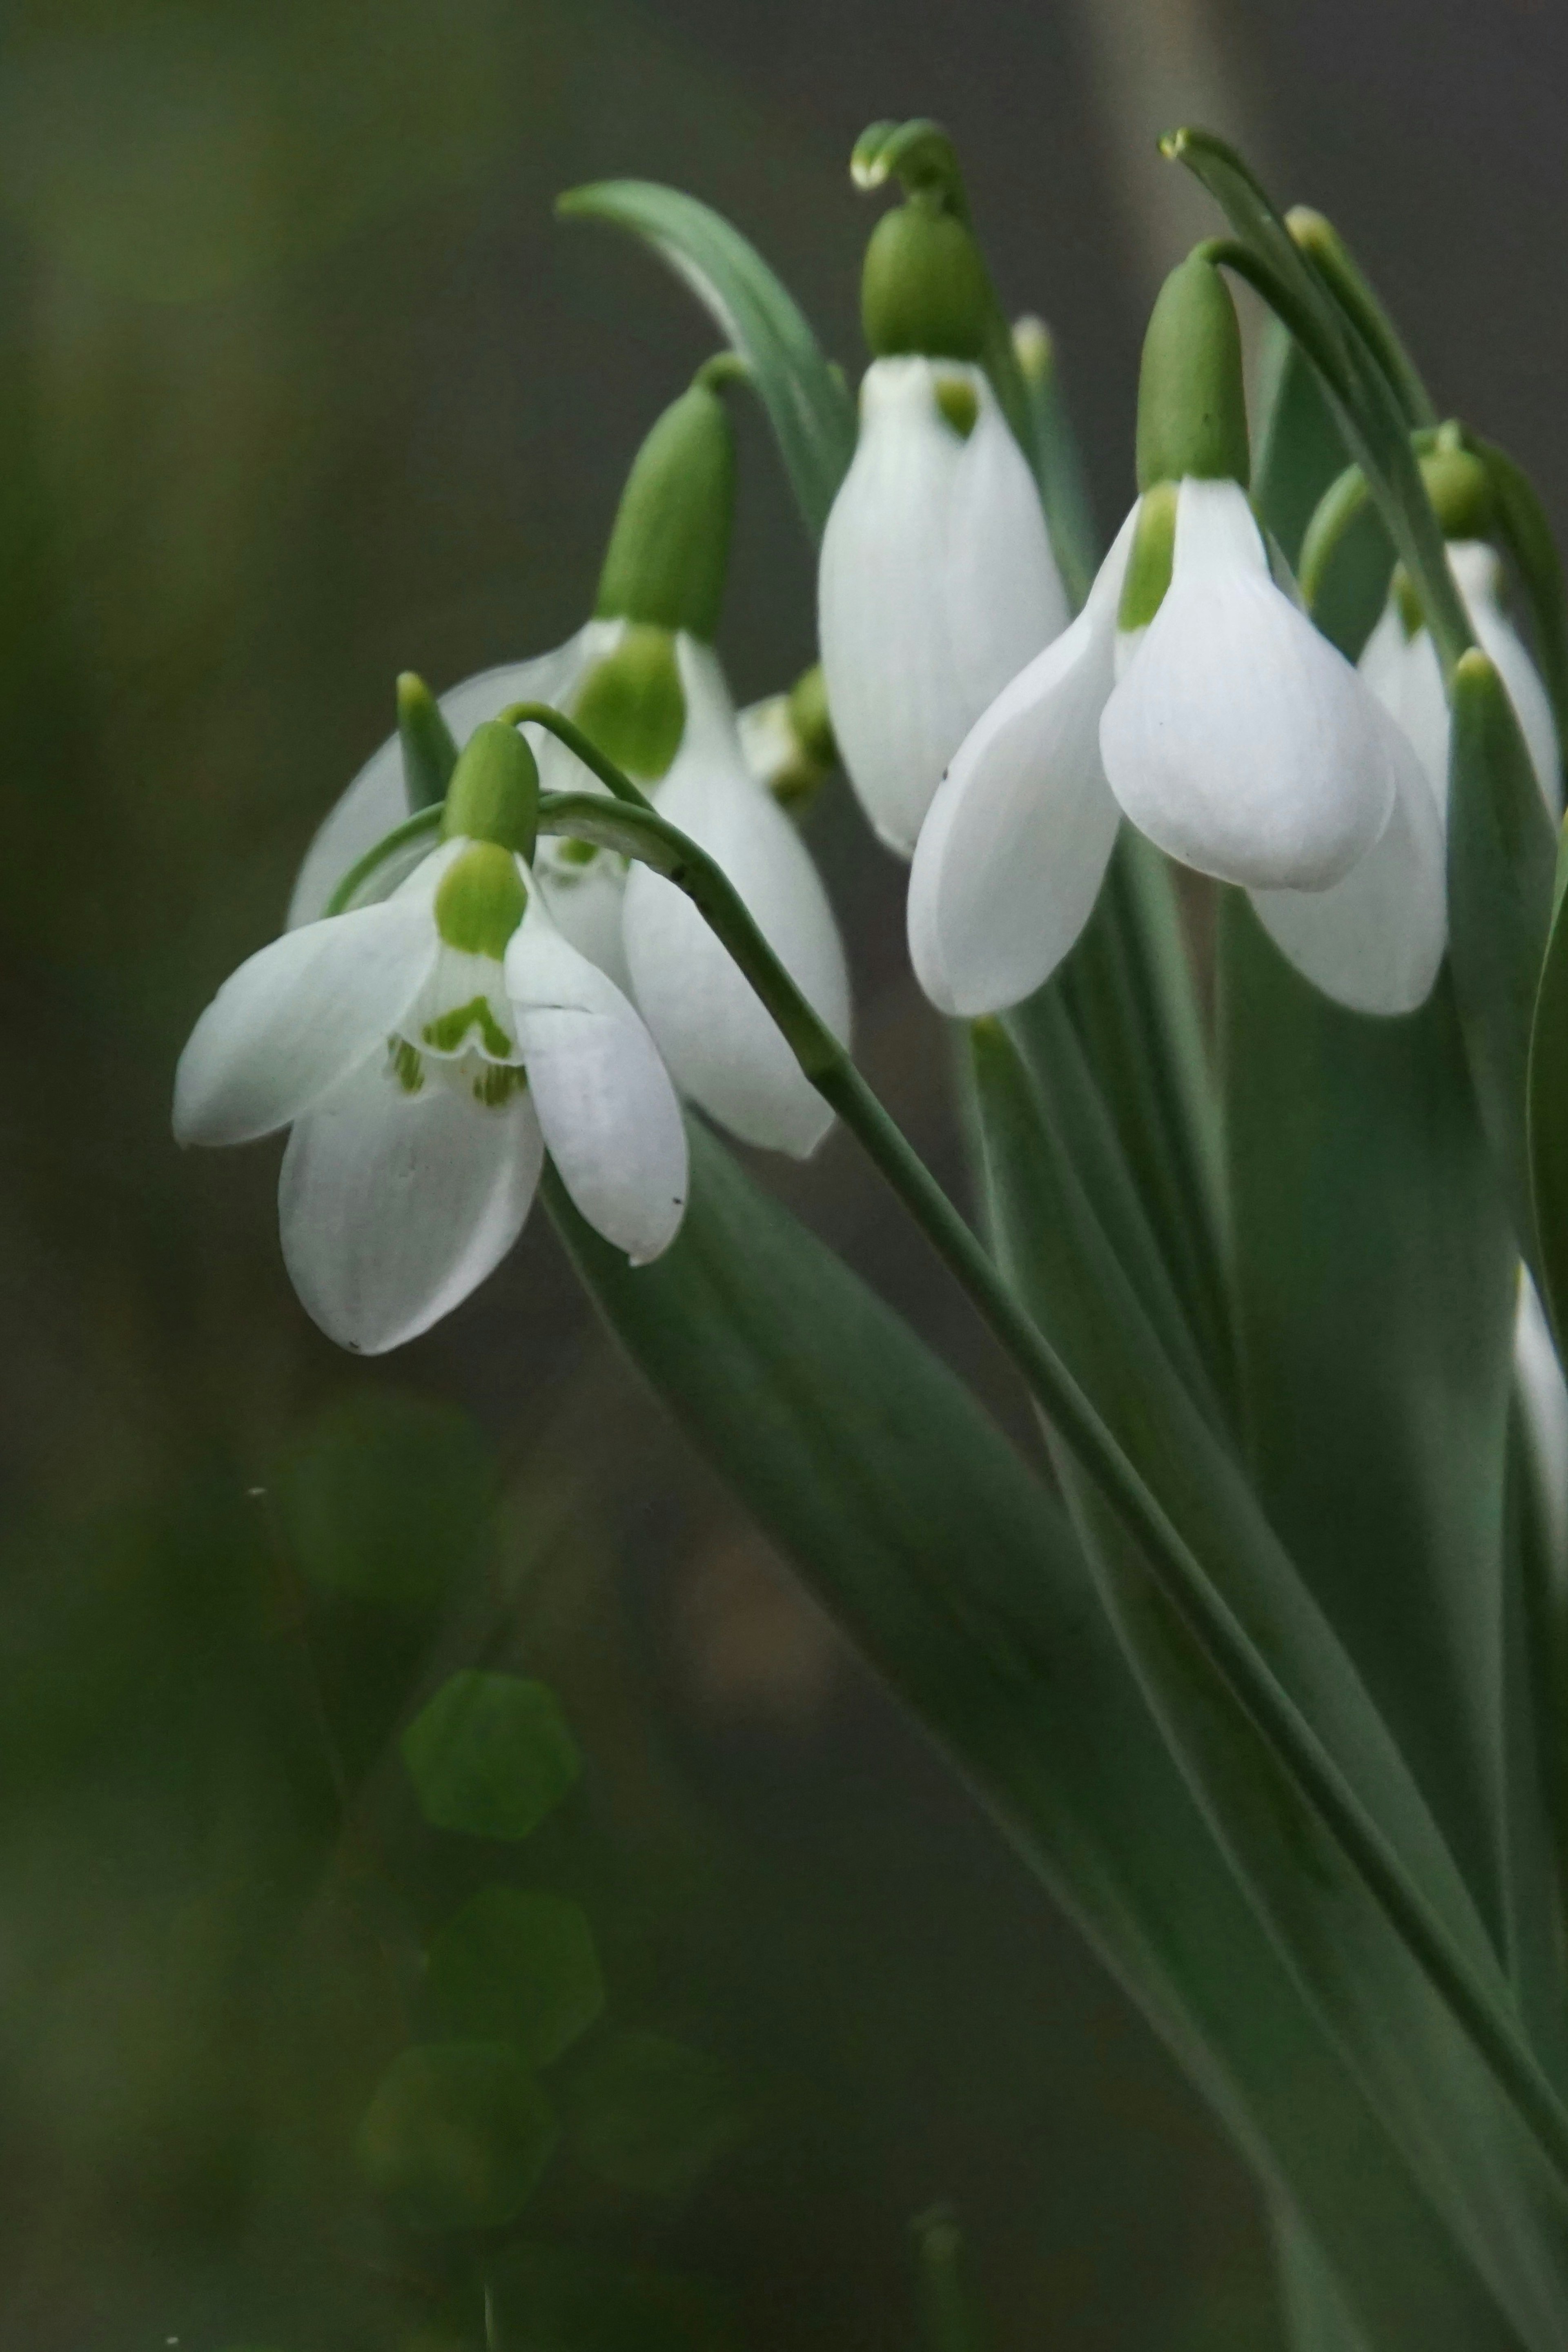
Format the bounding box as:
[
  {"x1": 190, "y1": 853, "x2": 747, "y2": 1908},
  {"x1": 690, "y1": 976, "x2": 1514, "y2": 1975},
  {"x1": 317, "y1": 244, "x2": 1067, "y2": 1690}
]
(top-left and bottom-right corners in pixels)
[{"x1": 3, "y1": 2, "x2": 1567, "y2": 2345}]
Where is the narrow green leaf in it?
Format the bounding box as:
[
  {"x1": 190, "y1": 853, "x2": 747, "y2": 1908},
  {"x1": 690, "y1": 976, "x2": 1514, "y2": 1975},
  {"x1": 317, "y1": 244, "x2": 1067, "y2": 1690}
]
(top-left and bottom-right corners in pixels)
[
  {"x1": 548, "y1": 1126, "x2": 1526, "y2": 2350},
  {"x1": 402, "y1": 1672, "x2": 581, "y2": 1841},
  {"x1": 487, "y1": 2240, "x2": 738, "y2": 2352},
  {"x1": 1222, "y1": 904, "x2": 1516, "y2": 1953},
  {"x1": 557, "y1": 179, "x2": 855, "y2": 543},
  {"x1": 969, "y1": 1018, "x2": 1568, "y2": 2345},
  {"x1": 1253, "y1": 320, "x2": 1392, "y2": 657},
  {"x1": 357, "y1": 2042, "x2": 556, "y2": 2231},
  {"x1": 1501, "y1": 1396, "x2": 1568, "y2": 2086},
  {"x1": 1477, "y1": 437, "x2": 1568, "y2": 776},
  {"x1": 1274, "y1": 2204, "x2": 1373, "y2": 2352},
  {"x1": 1013, "y1": 316, "x2": 1098, "y2": 611},
  {"x1": 1529, "y1": 828, "x2": 1568, "y2": 1344},
  {"x1": 1450, "y1": 649, "x2": 1557, "y2": 1267}
]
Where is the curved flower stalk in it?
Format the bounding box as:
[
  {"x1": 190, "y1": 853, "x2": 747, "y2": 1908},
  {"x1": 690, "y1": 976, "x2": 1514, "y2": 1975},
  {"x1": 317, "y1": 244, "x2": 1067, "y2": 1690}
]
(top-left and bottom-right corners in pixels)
[
  {"x1": 175, "y1": 726, "x2": 687, "y2": 1354},
  {"x1": 820, "y1": 356, "x2": 1068, "y2": 854},
  {"x1": 1361, "y1": 541, "x2": 1561, "y2": 820},
  {"x1": 910, "y1": 256, "x2": 1443, "y2": 1022},
  {"x1": 288, "y1": 370, "x2": 851, "y2": 1159}
]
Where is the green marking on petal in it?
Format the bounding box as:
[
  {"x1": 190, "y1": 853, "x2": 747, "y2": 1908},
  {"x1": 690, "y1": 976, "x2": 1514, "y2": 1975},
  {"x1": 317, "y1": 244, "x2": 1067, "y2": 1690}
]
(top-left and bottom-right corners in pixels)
[
  {"x1": 555, "y1": 837, "x2": 600, "y2": 869},
  {"x1": 389, "y1": 1038, "x2": 426, "y2": 1095},
  {"x1": 1118, "y1": 481, "x2": 1179, "y2": 634},
  {"x1": 434, "y1": 842, "x2": 528, "y2": 958},
  {"x1": 423, "y1": 995, "x2": 515, "y2": 1060},
  {"x1": 932, "y1": 374, "x2": 979, "y2": 441},
  {"x1": 473, "y1": 1063, "x2": 529, "y2": 1108}
]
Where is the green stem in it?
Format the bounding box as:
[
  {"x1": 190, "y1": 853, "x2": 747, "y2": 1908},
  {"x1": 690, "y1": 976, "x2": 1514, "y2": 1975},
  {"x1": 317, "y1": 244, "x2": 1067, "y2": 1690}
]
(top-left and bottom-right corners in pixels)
[
  {"x1": 497, "y1": 702, "x2": 657, "y2": 811},
  {"x1": 528, "y1": 773, "x2": 1568, "y2": 2194},
  {"x1": 323, "y1": 805, "x2": 443, "y2": 916}
]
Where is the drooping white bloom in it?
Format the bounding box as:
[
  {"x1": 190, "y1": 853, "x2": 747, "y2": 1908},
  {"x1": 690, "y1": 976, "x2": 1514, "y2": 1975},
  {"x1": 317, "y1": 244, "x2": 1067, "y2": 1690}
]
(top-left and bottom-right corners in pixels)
[
  {"x1": 176, "y1": 833, "x2": 687, "y2": 1354},
  {"x1": 910, "y1": 476, "x2": 1443, "y2": 1021},
  {"x1": 1359, "y1": 541, "x2": 1561, "y2": 819},
  {"x1": 819, "y1": 357, "x2": 1069, "y2": 856},
  {"x1": 286, "y1": 624, "x2": 851, "y2": 1158},
  {"x1": 623, "y1": 639, "x2": 852, "y2": 1159}
]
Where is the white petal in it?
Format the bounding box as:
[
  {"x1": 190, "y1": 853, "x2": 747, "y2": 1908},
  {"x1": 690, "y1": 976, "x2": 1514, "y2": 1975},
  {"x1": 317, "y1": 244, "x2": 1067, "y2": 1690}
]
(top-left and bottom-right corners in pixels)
[
  {"x1": 280, "y1": 1054, "x2": 541, "y2": 1353},
  {"x1": 908, "y1": 509, "x2": 1134, "y2": 1016},
  {"x1": 174, "y1": 894, "x2": 437, "y2": 1146},
  {"x1": 1359, "y1": 601, "x2": 1450, "y2": 811},
  {"x1": 1249, "y1": 701, "x2": 1446, "y2": 1016},
  {"x1": 819, "y1": 358, "x2": 1066, "y2": 856},
  {"x1": 1101, "y1": 477, "x2": 1393, "y2": 889},
  {"x1": 537, "y1": 855, "x2": 632, "y2": 991},
  {"x1": 623, "y1": 643, "x2": 851, "y2": 1158},
  {"x1": 286, "y1": 630, "x2": 600, "y2": 929},
  {"x1": 506, "y1": 893, "x2": 688, "y2": 1264}
]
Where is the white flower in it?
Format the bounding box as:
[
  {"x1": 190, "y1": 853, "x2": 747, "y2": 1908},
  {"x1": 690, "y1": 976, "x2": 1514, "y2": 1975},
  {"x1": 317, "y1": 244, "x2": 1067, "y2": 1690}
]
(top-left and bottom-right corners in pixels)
[
  {"x1": 286, "y1": 624, "x2": 851, "y2": 1158},
  {"x1": 1360, "y1": 541, "x2": 1561, "y2": 820},
  {"x1": 623, "y1": 638, "x2": 852, "y2": 1159},
  {"x1": 910, "y1": 477, "x2": 1443, "y2": 1020},
  {"x1": 175, "y1": 829, "x2": 688, "y2": 1354},
  {"x1": 818, "y1": 356, "x2": 1069, "y2": 856}
]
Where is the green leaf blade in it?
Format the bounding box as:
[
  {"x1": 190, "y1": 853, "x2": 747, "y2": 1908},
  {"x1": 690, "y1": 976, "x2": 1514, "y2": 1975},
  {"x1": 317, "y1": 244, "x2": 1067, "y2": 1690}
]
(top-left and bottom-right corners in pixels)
[{"x1": 558, "y1": 178, "x2": 855, "y2": 543}]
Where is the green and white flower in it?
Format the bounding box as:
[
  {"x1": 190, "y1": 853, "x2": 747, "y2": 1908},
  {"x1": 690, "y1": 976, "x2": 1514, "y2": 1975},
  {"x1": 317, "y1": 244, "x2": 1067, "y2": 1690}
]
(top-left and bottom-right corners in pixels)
[{"x1": 176, "y1": 726, "x2": 688, "y2": 1354}]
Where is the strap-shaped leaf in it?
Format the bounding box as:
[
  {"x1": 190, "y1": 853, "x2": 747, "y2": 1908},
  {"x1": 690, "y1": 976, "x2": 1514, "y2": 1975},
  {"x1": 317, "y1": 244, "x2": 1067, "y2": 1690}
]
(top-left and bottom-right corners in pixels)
[
  {"x1": 1450, "y1": 649, "x2": 1557, "y2": 1267},
  {"x1": 1528, "y1": 829, "x2": 1568, "y2": 1342},
  {"x1": 548, "y1": 1125, "x2": 1523, "y2": 2351},
  {"x1": 557, "y1": 179, "x2": 855, "y2": 543},
  {"x1": 968, "y1": 1018, "x2": 1568, "y2": 2345}
]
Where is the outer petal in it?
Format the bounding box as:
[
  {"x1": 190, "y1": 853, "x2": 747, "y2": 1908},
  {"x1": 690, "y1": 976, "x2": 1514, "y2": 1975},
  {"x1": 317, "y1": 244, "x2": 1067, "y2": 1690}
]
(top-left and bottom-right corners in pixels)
[
  {"x1": 174, "y1": 894, "x2": 437, "y2": 1146},
  {"x1": 506, "y1": 891, "x2": 688, "y2": 1264},
  {"x1": 287, "y1": 630, "x2": 598, "y2": 928},
  {"x1": 1249, "y1": 702, "x2": 1446, "y2": 1016},
  {"x1": 1101, "y1": 477, "x2": 1393, "y2": 889},
  {"x1": 819, "y1": 358, "x2": 1065, "y2": 856},
  {"x1": 908, "y1": 509, "x2": 1134, "y2": 1016},
  {"x1": 623, "y1": 641, "x2": 851, "y2": 1159},
  {"x1": 1452, "y1": 542, "x2": 1561, "y2": 817},
  {"x1": 280, "y1": 1054, "x2": 541, "y2": 1353},
  {"x1": 1359, "y1": 601, "x2": 1449, "y2": 811}
]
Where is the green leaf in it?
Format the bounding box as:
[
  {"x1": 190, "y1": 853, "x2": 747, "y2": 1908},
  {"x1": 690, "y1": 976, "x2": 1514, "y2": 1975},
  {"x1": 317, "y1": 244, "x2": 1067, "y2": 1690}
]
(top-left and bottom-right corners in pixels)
[
  {"x1": 1529, "y1": 828, "x2": 1568, "y2": 1343},
  {"x1": 1252, "y1": 318, "x2": 1392, "y2": 657},
  {"x1": 562, "y1": 2030, "x2": 740, "y2": 2198},
  {"x1": 1221, "y1": 904, "x2": 1516, "y2": 1950},
  {"x1": 967, "y1": 1014, "x2": 1568, "y2": 2346},
  {"x1": 274, "y1": 1392, "x2": 494, "y2": 1611},
  {"x1": 548, "y1": 1125, "x2": 1528, "y2": 2350},
  {"x1": 1274, "y1": 2205, "x2": 1373, "y2": 2352},
  {"x1": 1013, "y1": 316, "x2": 1098, "y2": 611},
  {"x1": 486, "y1": 2240, "x2": 738, "y2": 2352},
  {"x1": 557, "y1": 179, "x2": 854, "y2": 543},
  {"x1": 429, "y1": 1886, "x2": 604, "y2": 2068},
  {"x1": 356, "y1": 2042, "x2": 556, "y2": 2231},
  {"x1": 1450, "y1": 648, "x2": 1558, "y2": 1266},
  {"x1": 1477, "y1": 437, "x2": 1568, "y2": 776},
  {"x1": 402, "y1": 1672, "x2": 581, "y2": 1840}
]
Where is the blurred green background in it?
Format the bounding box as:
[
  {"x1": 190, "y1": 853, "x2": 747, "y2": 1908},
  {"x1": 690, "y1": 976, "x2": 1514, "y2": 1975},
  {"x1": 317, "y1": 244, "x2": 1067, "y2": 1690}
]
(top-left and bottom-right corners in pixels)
[{"x1": 3, "y1": 0, "x2": 1567, "y2": 2344}]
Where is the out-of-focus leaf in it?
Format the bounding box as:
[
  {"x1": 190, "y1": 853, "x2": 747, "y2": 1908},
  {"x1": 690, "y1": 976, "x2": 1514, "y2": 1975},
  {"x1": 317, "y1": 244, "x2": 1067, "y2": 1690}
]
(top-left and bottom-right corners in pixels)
[
  {"x1": 968, "y1": 1015, "x2": 1568, "y2": 2348},
  {"x1": 1478, "y1": 437, "x2": 1568, "y2": 772},
  {"x1": 557, "y1": 179, "x2": 855, "y2": 543},
  {"x1": 1527, "y1": 828, "x2": 1568, "y2": 1345},
  {"x1": 1013, "y1": 316, "x2": 1098, "y2": 611},
  {"x1": 402, "y1": 1673, "x2": 581, "y2": 1841},
  {"x1": 548, "y1": 1126, "x2": 1526, "y2": 2350},
  {"x1": 356, "y1": 2042, "x2": 555, "y2": 2231},
  {"x1": 1450, "y1": 649, "x2": 1557, "y2": 1265},
  {"x1": 429, "y1": 1886, "x2": 604, "y2": 2068},
  {"x1": 561, "y1": 2030, "x2": 740, "y2": 2198},
  {"x1": 1252, "y1": 318, "x2": 1392, "y2": 658},
  {"x1": 487, "y1": 2239, "x2": 737, "y2": 2352},
  {"x1": 274, "y1": 1392, "x2": 494, "y2": 1611},
  {"x1": 1273, "y1": 2204, "x2": 1373, "y2": 2352}
]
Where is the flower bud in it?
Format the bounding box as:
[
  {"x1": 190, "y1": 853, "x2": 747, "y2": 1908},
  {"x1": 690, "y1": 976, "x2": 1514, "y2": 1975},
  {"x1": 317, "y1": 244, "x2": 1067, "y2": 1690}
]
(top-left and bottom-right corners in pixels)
[
  {"x1": 861, "y1": 200, "x2": 991, "y2": 363},
  {"x1": 594, "y1": 379, "x2": 735, "y2": 642},
  {"x1": 441, "y1": 720, "x2": 539, "y2": 858},
  {"x1": 1135, "y1": 254, "x2": 1250, "y2": 494},
  {"x1": 1419, "y1": 441, "x2": 1495, "y2": 543},
  {"x1": 397, "y1": 671, "x2": 458, "y2": 811},
  {"x1": 572, "y1": 623, "x2": 687, "y2": 781}
]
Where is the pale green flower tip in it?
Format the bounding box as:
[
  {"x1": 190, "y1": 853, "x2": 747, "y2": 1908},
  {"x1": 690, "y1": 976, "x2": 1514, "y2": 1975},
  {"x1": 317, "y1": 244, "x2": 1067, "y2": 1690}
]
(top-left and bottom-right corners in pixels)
[
  {"x1": 1012, "y1": 314, "x2": 1053, "y2": 388},
  {"x1": 1419, "y1": 443, "x2": 1496, "y2": 543},
  {"x1": 441, "y1": 721, "x2": 539, "y2": 856},
  {"x1": 861, "y1": 203, "x2": 989, "y2": 365},
  {"x1": 433, "y1": 841, "x2": 529, "y2": 960},
  {"x1": 398, "y1": 669, "x2": 459, "y2": 812},
  {"x1": 932, "y1": 374, "x2": 980, "y2": 441},
  {"x1": 1118, "y1": 482, "x2": 1180, "y2": 635},
  {"x1": 1135, "y1": 254, "x2": 1250, "y2": 495},
  {"x1": 572, "y1": 623, "x2": 686, "y2": 782},
  {"x1": 594, "y1": 380, "x2": 735, "y2": 641}
]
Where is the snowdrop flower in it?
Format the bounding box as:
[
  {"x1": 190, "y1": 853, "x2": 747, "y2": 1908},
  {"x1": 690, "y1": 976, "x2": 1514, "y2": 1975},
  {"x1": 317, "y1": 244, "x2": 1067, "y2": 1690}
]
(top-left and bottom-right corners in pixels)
[
  {"x1": 287, "y1": 372, "x2": 850, "y2": 1159},
  {"x1": 910, "y1": 254, "x2": 1443, "y2": 1022},
  {"x1": 175, "y1": 726, "x2": 687, "y2": 1354},
  {"x1": 817, "y1": 181, "x2": 1068, "y2": 856},
  {"x1": 1361, "y1": 542, "x2": 1560, "y2": 820}
]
